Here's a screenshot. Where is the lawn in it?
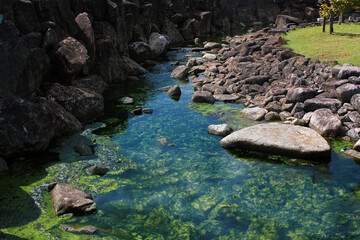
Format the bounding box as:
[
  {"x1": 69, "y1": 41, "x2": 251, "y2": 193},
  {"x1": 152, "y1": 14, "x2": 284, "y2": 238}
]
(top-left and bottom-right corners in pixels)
[{"x1": 281, "y1": 23, "x2": 360, "y2": 66}]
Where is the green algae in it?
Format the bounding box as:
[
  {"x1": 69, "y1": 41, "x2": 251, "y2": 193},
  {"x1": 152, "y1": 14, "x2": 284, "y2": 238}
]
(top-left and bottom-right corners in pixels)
[{"x1": 331, "y1": 138, "x2": 354, "y2": 154}]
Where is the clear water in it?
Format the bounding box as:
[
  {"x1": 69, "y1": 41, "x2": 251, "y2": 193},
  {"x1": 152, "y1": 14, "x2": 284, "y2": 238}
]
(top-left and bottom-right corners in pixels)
[{"x1": 2, "y1": 49, "x2": 360, "y2": 239}]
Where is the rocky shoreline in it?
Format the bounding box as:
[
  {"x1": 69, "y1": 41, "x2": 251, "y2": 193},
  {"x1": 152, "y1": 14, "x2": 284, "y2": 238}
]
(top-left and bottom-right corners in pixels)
[
  {"x1": 176, "y1": 19, "x2": 360, "y2": 159},
  {"x1": 0, "y1": 0, "x2": 318, "y2": 162}
]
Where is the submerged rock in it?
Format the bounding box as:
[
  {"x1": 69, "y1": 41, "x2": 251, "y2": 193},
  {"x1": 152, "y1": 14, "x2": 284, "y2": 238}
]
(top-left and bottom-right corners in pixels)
[
  {"x1": 220, "y1": 123, "x2": 331, "y2": 160},
  {"x1": 51, "y1": 183, "x2": 96, "y2": 216},
  {"x1": 61, "y1": 224, "x2": 97, "y2": 234},
  {"x1": 74, "y1": 144, "x2": 92, "y2": 156},
  {"x1": 208, "y1": 124, "x2": 232, "y2": 137},
  {"x1": 86, "y1": 166, "x2": 109, "y2": 176},
  {"x1": 158, "y1": 138, "x2": 169, "y2": 145}
]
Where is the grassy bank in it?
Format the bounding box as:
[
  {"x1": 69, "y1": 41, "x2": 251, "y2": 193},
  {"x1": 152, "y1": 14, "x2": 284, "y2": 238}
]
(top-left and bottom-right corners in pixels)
[{"x1": 282, "y1": 23, "x2": 360, "y2": 66}]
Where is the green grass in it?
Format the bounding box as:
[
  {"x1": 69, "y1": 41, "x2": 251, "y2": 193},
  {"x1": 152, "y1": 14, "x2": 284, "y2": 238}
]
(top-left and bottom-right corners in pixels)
[{"x1": 282, "y1": 23, "x2": 360, "y2": 66}]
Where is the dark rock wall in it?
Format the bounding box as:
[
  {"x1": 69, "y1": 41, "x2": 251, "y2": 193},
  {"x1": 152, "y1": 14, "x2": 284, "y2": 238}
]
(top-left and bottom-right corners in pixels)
[{"x1": 0, "y1": 0, "x2": 318, "y2": 158}]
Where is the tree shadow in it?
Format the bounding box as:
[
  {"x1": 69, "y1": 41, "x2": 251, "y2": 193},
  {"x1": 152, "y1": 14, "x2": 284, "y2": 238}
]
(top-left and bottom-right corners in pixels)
[{"x1": 333, "y1": 32, "x2": 360, "y2": 38}]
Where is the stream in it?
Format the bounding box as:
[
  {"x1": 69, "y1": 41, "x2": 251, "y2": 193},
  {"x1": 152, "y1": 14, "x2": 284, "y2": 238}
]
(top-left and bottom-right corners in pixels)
[{"x1": 2, "y1": 48, "x2": 360, "y2": 239}]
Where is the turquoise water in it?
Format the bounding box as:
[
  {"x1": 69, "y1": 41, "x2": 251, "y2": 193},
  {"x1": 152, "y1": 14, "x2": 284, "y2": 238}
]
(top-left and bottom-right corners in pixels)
[
  {"x1": 3, "y1": 49, "x2": 360, "y2": 239},
  {"x1": 65, "y1": 49, "x2": 360, "y2": 239}
]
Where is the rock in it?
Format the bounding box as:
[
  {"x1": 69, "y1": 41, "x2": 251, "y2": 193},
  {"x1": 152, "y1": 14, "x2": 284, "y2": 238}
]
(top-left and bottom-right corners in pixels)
[
  {"x1": 286, "y1": 87, "x2": 317, "y2": 103},
  {"x1": 61, "y1": 224, "x2": 97, "y2": 234},
  {"x1": 142, "y1": 108, "x2": 153, "y2": 114},
  {"x1": 275, "y1": 15, "x2": 302, "y2": 28},
  {"x1": 191, "y1": 91, "x2": 216, "y2": 104},
  {"x1": 118, "y1": 97, "x2": 135, "y2": 105},
  {"x1": 351, "y1": 94, "x2": 360, "y2": 113},
  {"x1": 75, "y1": 12, "x2": 95, "y2": 63},
  {"x1": 344, "y1": 149, "x2": 360, "y2": 159},
  {"x1": 53, "y1": 37, "x2": 89, "y2": 81},
  {"x1": 131, "y1": 108, "x2": 143, "y2": 115},
  {"x1": 72, "y1": 75, "x2": 108, "y2": 95},
  {"x1": 332, "y1": 65, "x2": 360, "y2": 79},
  {"x1": 335, "y1": 83, "x2": 360, "y2": 103},
  {"x1": 304, "y1": 98, "x2": 342, "y2": 113},
  {"x1": 129, "y1": 42, "x2": 152, "y2": 63},
  {"x1": 0, "y1": 158, "x2": 8, "y2": 172},
  {"x1": 240, "y1": 107, "x2": 268, "y2": 121},
  {"x1": 204, "y1": 42, "x2": 222, "y2": 50},
  {"x1": 167, "y1": 85, "x2": 182, "y2": 98},
  {"x1": 213, "y1": 94, "x2": 240, "y2": 102},
  {"x1": 162, "y1": 20, "x2": 185, "y2": 46},
  {"x1": 170, "y1": 65, "x2": 189, "y2": 79},
  {"x1": 14, "y1": 0, "x2": 40, "y2": 34},
  {"x1": 123, "y1": 56, "x2": 147, "y2": 76},
  {"x1": 86, "y1": 166, "x2": 109, "y2": 176},
  {"x1": 265, "y1": 111, "x2": 281, "y2": 121},
  {"x1": 208, "y1": 124, "x2": 233, "y2": 137},
  {"x1": 244, "y1": 75, "x2": 270, "y2": 85},
  {"x1": 74, "y1": 144, "x2": 92, "y2": 156},
  {"x1": 148, "y1": 32, "x2": 169, "y2": 57},
  {"x1": 354, "y1": 140, "x2": 360, "y2": 152},
  {"x1": 158, "y1": 138, "x2": 168, "y2": 145},
  {"x1": 309, "y1": 108, "x2": 342, "y2": 137},
  {"x1": 51, "y1": 183, "x2": 96, "y2": 216},
  {"x1": 159, "y1": 86, "x2": 172, "y2": 92},
  {"x1": 220, "y1": 123, "x2": 330, "y2": 160},
  {"x1": 0, "y1": 97, "x2": 81, "y2": 157},
  {"x1": 202, "y1": 54, "x2": 217, "y2": 61},
  {"x1": 277, "y1": 50, "x2": 297, "y2": 61},
  {"x1": 47, "y1": 83, "x2": 104, "y2": 122}
]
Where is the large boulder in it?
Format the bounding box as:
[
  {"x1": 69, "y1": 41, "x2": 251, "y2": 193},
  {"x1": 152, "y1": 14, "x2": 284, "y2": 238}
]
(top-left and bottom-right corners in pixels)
[
  {"x1": 47, "y1": 83, "x2": 104, "y2": 122},
  {"x1": 240, "y1": 107, "x2": 268, "y2": 121},
  {"x1": 75, "y1": 12, "x2": 95, "y2": 64},
  {"x1": 123, "y1": 56, "x2": 147, "y2": 76},
  {"x1": 51, "y1": 183, "x2": 96, "y2": 216},
  {"x1": 0, "y1": 97, "x2": 81, "y2": 157},
  {"x1": 309, "y1": 108, "x2": 342, "y2": 137},
  {"x1": 148, "y1": 32, "x2": 169, "y2": 57},
  {"x1": 53, "y1": 37, "x2": 89, "y2": 81},
  {"x1": 335, "y1": 83, "x2": 360, "y2": 103},
  {"x1": 72, "y1": 75, "x2": 108, "y2": 95},
  {"x1": 220, "y1": 123, "x2": 331, "y2": 160},
  {"x1": 129, "y1": 41, "x2": 152, "y2": 63},
  {"x1": 191, "y1": 91, "x2": 216, "y2": 104},
  {"x1": 162, "y1": 20, "x2": 185, "y2": 47}
]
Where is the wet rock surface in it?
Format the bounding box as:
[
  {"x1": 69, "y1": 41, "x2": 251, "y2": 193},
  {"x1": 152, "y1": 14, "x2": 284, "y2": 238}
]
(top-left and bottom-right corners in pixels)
[{"x1": 51, "y1": 183, "x2": 96, "y2": 216}]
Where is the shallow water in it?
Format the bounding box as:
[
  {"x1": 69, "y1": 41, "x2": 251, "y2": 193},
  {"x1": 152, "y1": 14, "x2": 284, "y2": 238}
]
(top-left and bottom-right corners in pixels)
[{"x1": 2, "y1": 49, "x2": 360, "y2": 239}]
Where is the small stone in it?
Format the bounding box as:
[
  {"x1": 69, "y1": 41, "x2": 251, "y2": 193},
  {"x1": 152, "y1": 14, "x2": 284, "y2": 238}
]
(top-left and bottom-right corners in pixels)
[
  {"x1": 86, "y1": 166, "x2": 109, "y2": 176},
  {"x1": 208, "y1": 124, "x2": 233, "y2": 136},
  {"x1": 158, "y1": 138, "x2": 168, "y2": 145},
  {"x1": 118, "y1": 97, "x2": 135, "y2": 105},
  {"x1": 74, "y1": 144, "x2": 92, "y2": 156},
  {"x1": 142, "y1": 108, "x2": 153, "y2": 114}
]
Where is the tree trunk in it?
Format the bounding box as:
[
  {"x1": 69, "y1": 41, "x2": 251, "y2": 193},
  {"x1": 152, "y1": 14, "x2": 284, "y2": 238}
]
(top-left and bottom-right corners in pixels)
[
  {"x1": 322, "y1": 17, "x2": 326, "y2": 32},
  {"x1": 330, "y1": 14, "x2": 334, "y2": 34},
  {"x1": 339, "y1": 14, "x2": 343, "y2": 25}
]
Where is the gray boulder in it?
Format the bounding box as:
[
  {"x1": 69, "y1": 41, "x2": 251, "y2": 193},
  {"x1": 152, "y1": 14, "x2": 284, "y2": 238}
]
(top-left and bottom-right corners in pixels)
[
  {"x1": 191, "y1": 91, "x2": 216, "y2": 104},
  {"x1": 149, "y1": 32, "x2": 169, "y2": 57},
  {"x1": 72, "y1": 75, "x2": 108, "y2": 95},
  {"x1": 170, "y1": 65, "x2": 189, "y2": 79},
  {"x1": 304, "y1": 98, "x2": 342, "y2": 113},
  {"x1": 240, "y1": 107, "x2": 268, "y2": 121},
  {"x1": 309, "y1": 108, "x2": 342, "y2": 137},
  {"x1": 208, "y1": 124, "x2": 232, "y2": 136},
  {"x1": 286, "y1": 87, "x2": 317, "y2": 103},
  {"x1": 335, "y1": 83, "x2": 360, "y2": 103},
  {"x1": 220, "y1": 123, "x2": 330, "y2": 160},
  {"x1": 51, "y1": 183, "x2": 96, "y2": 216}
]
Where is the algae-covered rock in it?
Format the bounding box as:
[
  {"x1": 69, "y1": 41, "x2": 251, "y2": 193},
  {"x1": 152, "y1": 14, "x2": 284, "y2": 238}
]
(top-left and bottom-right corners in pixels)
[
  {"x1": 220, "y1": 123, "x2": 331, "y2": 160},
  {"x1": 61, "y1": 224, "x2": 97, "y2": 234},
  {"x1": 51, "y1": 183, "x2": 96, "y2": 216},
  {"x1": 86, "y1": 166, "x2": 109, "y2": 176}
]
